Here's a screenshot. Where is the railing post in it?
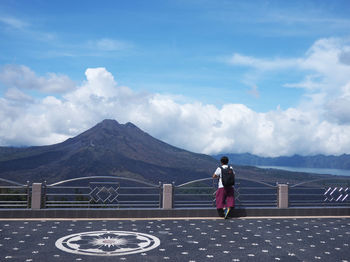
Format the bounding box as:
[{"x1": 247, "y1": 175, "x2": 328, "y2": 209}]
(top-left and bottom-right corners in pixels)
[
  {"x1": 277, "y1": 184, "x2": 289, "y2": 208},
  {"x1": 31, "y1": 183, "x2": 42, "y2": 210},
  {"x1": 159, "y1": 182, "x2": 162, "y2": 208},
  {"x1": 42, "y1": 181, "x2": 47, "y2": 209},
  {"x1": 26, "y1": 181, "x2": 30, "y2": 208},
  {"x1": 162, "y1": 184, "x2": 173, "y2": 209}
]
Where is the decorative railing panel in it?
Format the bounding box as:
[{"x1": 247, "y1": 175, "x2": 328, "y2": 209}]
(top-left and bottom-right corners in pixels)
[
  {"x1": 43, "y1": 176, "x2": 162, "y2": 209},
  {"x1": 289, "y1": 178, "x2": 350, "y2": 207}
]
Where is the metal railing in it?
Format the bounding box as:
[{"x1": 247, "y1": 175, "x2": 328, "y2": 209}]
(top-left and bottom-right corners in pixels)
[
  {"x1": 173, "y1": 178, "x2": 216, "y2": 208},
  {"x1": 234, "y1": 178, "x2": 277, "y2": 207},
  {"x1": 0, "y1": 176, "x2": 349, "y2": 209},
  {"x1": 173, "y1": 177, "x2": 277, "y2": 208},
  {"x1": 0, "y1": 178, "x2": 30, "y2": 208},
  {"x1": 43, "y1": 176, "x2": 162, "y2": 208},
  {"x1": 289, "y1": 177, "x2": 350, "y2": 207}
]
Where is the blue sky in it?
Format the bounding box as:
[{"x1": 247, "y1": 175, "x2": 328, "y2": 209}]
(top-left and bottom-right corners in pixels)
[{"x1": 1, "y1": 0, "x2": 350, "y2": 156}]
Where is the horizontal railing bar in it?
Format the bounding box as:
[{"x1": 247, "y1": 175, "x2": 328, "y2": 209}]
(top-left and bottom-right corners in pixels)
[
  {"x1": 290, "y1": 187, "x2": 324, "y2": 190},
  {"x1": 113, "y1": 201, "x2": 160, "y2": 203},
  {"x1": 46, "y1": 193, "x2": 159, "y2": 197},
  {"x1": 119, "y1": 193, "x2": 161, "y2": 196},
  {"x1": 46, "y1": 200, "x2": 160, "y2": 203},
  {"x1": 119, "y1": 187, "x2": 160, "y2": 189},
  {"x1": 174, "y1": 201, "x2": 213, "y2": 203},
  {"x1": 291, "y1": 201, "x2": 350, "y2": 203},
  {"x1": 235, "y1": 202, "x2": 277, "y2": 204},
  {"x1": 0, "y1": 193, "x2": 27, "y2": 197},
  {"x1": 174, "y1": 204, "x2": 213, "y2": 207},
  {"x1": 45, "y1": 203, "x2": 159, "y2": 206},
  {"x1": 46, "y1": 186, "x2": 89, "y2": 189},
  {"x1": 0, "y1": 204, "x2": 28, "y2": 207},
  {"x1": 46, "y1": 201, "x2": 90, "y2": 203},
  {"x1": 290, "y1": 202, "x2": 329, "y2": 204},
  {"x1": 237, "y1": 194, "x2": 277, "y2": 196},
  {"x1": 175, "y1": 187, "x2": 213, "y2": 190},
  {"x1": 0, "y1": 186, "x2": 28, "y2": 189},
  {"x1": 235, "y1": 187, "x2": 277, "y2": 190},
  {"x1": 290, "y1": 204, "x2": 350, "y2": 206},
  {"x1": 174, "y1": 205, "x2": 213, "y2": 207},
  {"x1": 46, "y1": 193, "x2": 89, "y2": 196},
  {"x1": 320, "y1": 203, "x2": 350, "y2": 205},
  {"x1": 0, "y1": 201, "x2": 28, "y2": 204},
  {"x1": 45, "y1": 204, "x2": 159, "y2": 207},
  {"x1": 174, "y1": 194, "x2": 212, "y2": 196},
  {"x1": 289, "y1": 194, "x2": 323, "y2": 196},
  {"x1": 289, "y1": 201, "x2": 325, "y2": 203},
  {"x1": 46, "y1": 186, "x2": 160, "y2": 190},
  {"x1": 235, "y1": 204, "x2": 276, "y2": 207}
]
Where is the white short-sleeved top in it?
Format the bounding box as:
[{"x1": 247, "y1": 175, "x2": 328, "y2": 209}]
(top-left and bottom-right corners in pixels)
[{"x1": 214, "y1": 165, "x2": 234, "y2": 188}]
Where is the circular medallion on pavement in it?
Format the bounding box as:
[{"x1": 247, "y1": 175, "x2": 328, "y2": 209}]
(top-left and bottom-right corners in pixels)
[{"x1": 55, "y1": 231, "x2": 160, "y2": 256}]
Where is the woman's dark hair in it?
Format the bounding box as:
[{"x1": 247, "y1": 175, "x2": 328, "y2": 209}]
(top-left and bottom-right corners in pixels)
[{"x1": 220, "y1": 156, "x2": 229, "y2": 165}]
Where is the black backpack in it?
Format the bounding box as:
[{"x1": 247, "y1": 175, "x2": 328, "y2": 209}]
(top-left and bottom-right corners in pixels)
[{"x1": 220, "y1": 166, "x2": 235, "y2": 187}]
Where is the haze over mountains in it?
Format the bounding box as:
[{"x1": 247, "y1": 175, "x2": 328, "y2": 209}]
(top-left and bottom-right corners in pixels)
[
  {"x1": 0, "y1": 119, "x2": 341, "y2": 185},
  {"x1": 213, "y1": 153, "x2": 350, "y2": 170}
]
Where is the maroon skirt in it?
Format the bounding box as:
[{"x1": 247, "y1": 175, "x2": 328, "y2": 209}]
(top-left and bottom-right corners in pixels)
[{"x1": 215, "y1": 187, "x2": 235, "y2": 209}]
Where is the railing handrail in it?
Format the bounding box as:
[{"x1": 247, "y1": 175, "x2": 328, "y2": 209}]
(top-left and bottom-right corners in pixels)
[
  {"x1": 291, "y1": 177, "x2": 350, "y2": 188},
  {"x1": 1, "y1": 175, "x2": 348, "y2": 188},
  {"x1": 0, "y1": 177, "x2": 28, "y2": 187},
  {"x1": 47, "y1": 176, "x2": 160, "y2": 188},
  {"x1": 235, "y1": 177, "x2": 276, "y2": 188},
  {"x1": 176, "y1": 177, "x2": 276, "y2": 188},
  {"x1": 176, "y1": 178, "x2": 214, "y2": 188}
]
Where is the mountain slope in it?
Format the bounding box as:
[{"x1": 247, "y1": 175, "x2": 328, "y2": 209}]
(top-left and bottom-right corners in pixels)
[{"x1": 0, "y1": 119, "x2": 217, "y2": 184}]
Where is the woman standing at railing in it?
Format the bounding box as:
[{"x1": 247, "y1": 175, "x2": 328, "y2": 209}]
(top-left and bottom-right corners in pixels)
[{"x1": 212, "y1": 156, "x2": 235, "y2": 219}]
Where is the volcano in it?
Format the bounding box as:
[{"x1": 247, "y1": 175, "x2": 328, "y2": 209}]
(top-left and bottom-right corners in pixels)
[{"x1": 0, "y1": 119, "x2": 217, "y2": 184}]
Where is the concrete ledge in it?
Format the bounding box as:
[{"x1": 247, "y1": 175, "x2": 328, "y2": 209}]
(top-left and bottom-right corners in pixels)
[{"x1": 0, "y1": 207, "x2": 349, "y2": 219}]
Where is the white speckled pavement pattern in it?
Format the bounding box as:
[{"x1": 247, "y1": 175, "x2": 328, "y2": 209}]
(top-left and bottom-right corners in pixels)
[{"x1": 1, "y1": 217, "x2": 350, "y2": 261}]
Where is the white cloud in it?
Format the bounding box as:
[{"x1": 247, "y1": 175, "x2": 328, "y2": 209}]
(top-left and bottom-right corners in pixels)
[
  {"x1": 339, "y1": 50, "x2": 350, "y2": 65},
  {"x1": 0, "y1": 65, "x2": 76, "y2": 93},
  {"x1": 230, "y1": 37, "x2": 350, "y2": 125},
  {"x1": 1, "y1": 38, "x2": 350, "y2": 156},
  {"x1": 0, "y1": 16, "x2": 28, "y2": 29},
  {"x1": 229, "y1": 38, "x2": 350, "y2": 92},
  {"x1": 325, "y1": 83, "x2": 350, "y2": 124},
  {"x1": 4, "y1": 88, "x2": 34, "y2": 103},
  {"x1": 228, "y1": 53, "x2": 300, "y2": 71},
  {"x1": 92, "y1": 38, "x2": 132, "y2": 51}
]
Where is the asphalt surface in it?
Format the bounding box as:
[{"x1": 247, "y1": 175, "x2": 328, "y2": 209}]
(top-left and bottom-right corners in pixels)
[{"x1": 1, "y1": 217, "x2": 350, "y2": 261}]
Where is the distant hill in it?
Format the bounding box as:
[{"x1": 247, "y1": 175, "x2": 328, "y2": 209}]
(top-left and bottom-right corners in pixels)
[
  {"x1": 213, "y1": 153, "x2": 350, "y2": 170},
  {"x1": 0, "y1": 119, "x2": 339, "y2": 185}
]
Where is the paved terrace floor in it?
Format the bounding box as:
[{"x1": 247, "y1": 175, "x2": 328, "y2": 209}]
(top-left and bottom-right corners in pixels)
[{"x1": 1, "y1": 216, "x2": 350, "y2": 262}]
